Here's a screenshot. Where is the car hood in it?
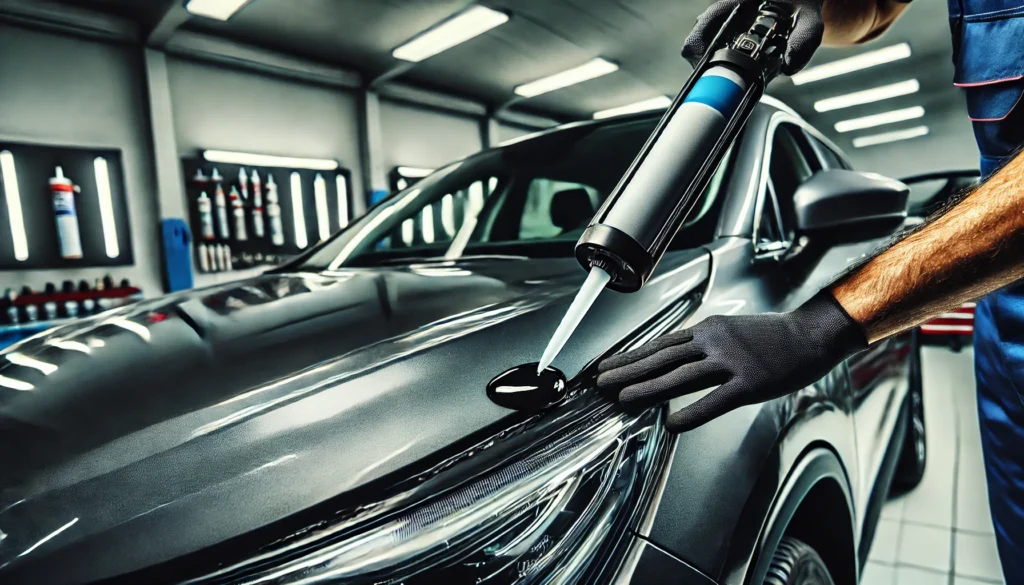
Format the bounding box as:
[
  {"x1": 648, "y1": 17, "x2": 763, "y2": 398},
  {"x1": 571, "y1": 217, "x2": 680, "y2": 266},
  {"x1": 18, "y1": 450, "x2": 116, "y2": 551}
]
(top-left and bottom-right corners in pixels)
[{"x1": 0, "y1": 253, "x2": 709, "y2": 583}]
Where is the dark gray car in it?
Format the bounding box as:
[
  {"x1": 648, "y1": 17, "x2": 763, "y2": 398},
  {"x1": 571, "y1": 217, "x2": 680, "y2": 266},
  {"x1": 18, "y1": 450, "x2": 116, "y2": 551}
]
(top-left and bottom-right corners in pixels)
[{"x1": 0, "y1": 99, "x2": 923, "y2": 585}]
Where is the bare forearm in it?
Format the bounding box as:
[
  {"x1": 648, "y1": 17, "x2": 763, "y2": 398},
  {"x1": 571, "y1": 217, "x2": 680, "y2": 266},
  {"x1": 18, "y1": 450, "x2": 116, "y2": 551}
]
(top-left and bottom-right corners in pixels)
[
  {"x1": 821, "y1": 0, "x2": 909, "y2": 45},
  {"x1": 831, "y1": 152, "x2": 1024, "y2": 342}
]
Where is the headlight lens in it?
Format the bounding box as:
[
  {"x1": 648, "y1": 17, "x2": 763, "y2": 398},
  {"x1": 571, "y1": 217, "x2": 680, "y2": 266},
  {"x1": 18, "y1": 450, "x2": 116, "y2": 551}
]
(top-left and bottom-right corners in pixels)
[{"x1": 188, "y1": 396, "x2": 667, "y2": 585}]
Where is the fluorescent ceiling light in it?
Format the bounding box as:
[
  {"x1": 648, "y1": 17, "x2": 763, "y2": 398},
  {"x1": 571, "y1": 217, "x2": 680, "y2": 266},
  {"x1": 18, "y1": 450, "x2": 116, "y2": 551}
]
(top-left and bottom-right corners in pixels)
[
  {"x1": 402, "y1": 219, "x2": 415, "y2": 246},
  {"x1": 185, "y1": 0, "x2": 252, "y2": 21},
  {"x1": 6, "y1": 352, "x2": 57, "y2": 375},
  {"x1": 593, "y1": 96, "x2": 672, "y2": 119},
  {"x1": 835, "y1": 105, "x2": 925, "y2": 133},
  {"x1": 440, "y1": 193, "x2": 456, "y2": 236},
  {"x1": 814, "y1": 79, "x2": 920, "y2": 112},
  {"x1": 336, "y1": 175, "x2": 349, "y2": 229},
  {"x1": 852, "y1": 125, "x2": 929, "y2": 148},
  {"x1": 203, "y1": 150, "x2": 338, "y2": 171},
  {"x1": 314, "y1": 174, "x2": 329, "y2": 242},
  {"x1": 792, "y1": 43, "x2": 912, "y2": 85},
  {"x1": 105, "y1": 318, "x2": 151, "y2": 342},
  {"x1": 94, "y1": 157, "x2": 119, "y2": 258},
  {"x1": 0, "y1": 374, "x2": 34, "y2": 391},
  {"x1": 0, "y1": 150, "x2": 28, "y2": 261},
  {"x1": 393, "y1": 5, "x2": 509, "y2": 63},
  {"x1": 515, "y1": 58, "x2": 619, "y2": 98},
  {"x1": 397, "y1": 166, "x2": 435, "y2": 178},
  {"x1": 46, "y1": 339, "x2": 92, "y2": 354},
  {"x1": 291, "y1": 172, "x2": 307, "y2": 249},
  {"x1": 421, "y1": 204, "x2": 435, "y2": 244}
]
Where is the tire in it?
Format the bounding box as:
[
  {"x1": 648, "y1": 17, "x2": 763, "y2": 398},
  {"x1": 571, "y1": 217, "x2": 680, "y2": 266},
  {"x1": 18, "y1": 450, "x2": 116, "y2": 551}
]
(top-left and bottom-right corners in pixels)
[
  {"x1": 764, "y1": 537, "x2": 835, "y2": 585},
  {"x1": 894, "y1": 329, "x2": 926, "y2": 491}
]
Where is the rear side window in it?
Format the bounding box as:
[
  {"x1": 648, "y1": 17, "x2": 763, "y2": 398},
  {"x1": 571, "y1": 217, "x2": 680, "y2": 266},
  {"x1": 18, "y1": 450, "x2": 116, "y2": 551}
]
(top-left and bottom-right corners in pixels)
[
  {"x1": 806, "y1": 133, "x2": 848, "y2": 170},
  {"x1": 768, "y1": 124, "x2": 817, "y2": 239}
]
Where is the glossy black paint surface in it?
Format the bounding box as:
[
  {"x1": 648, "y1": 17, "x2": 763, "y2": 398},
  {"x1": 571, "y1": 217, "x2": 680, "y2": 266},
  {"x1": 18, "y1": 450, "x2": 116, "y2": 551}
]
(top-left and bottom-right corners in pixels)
[
  {"x1": 0, "y1": 103, "x2": 911, "y2": 585},
  {"x1": 486, "y1": 363, "x2": 567, "y2": 412}
]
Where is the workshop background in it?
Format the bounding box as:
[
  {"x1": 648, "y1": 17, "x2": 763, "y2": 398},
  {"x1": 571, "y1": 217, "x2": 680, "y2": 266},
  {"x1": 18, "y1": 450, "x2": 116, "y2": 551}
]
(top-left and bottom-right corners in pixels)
[{"x1": 0, "y1": 0, "x2": 996, "y2": 583}]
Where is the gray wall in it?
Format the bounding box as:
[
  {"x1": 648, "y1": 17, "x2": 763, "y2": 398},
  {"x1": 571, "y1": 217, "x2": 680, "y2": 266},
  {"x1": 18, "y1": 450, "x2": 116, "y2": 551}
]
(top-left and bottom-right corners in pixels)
[
  {"x1": 0, "y1": 23, "x2": 162, "y2": 294},
  {"x1": 497, "y1": 123, "x2": 537, "y2": 145},
  {"x1": 166, "y1": 57, "x2": 364, "y2": 198},
  {"x1": 846, "y1": 103, "x2": 979, "y2": 178},
  {"x1": 0, "y1": 21, "x2": 545, "y2": 297},
  {"x1": 379, "y1": 100, "x2": 483, "y2": 173}
]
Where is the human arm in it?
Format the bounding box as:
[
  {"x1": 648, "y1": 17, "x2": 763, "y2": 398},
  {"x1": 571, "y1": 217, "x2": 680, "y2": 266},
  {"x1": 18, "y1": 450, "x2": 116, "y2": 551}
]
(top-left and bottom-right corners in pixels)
[
  {"x1": 820, "y1": 0, "x2": 910, "y2": 45},
  {"x1": 597, "y1": 150, "x2": 1024, "y2": 433},
  {"x1": 834, "y1": 154, "x2": 1024, "y2": 342}
]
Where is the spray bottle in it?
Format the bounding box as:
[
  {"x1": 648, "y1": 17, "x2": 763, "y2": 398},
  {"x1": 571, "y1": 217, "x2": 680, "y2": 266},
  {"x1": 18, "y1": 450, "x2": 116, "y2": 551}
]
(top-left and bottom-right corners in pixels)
[
  {"x1": 251, "y1": 169, "x2": 265, "y2": 239},
  {"x1": 51, "y1": 166, "x2": 83, "y2": 259},
  {"x1": 230, "y1": 186, "x2": 248, "y2": 241},
  {"x1": 266, "y1": 173, "x2": 285, "y2": 246},
  {"x1": 212, "y1": 168, "x2": 229, "y2": 240}
]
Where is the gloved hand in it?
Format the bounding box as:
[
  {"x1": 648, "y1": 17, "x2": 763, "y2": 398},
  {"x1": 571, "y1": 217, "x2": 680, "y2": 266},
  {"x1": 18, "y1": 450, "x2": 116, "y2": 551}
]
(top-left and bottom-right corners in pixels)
[
  {"x1": 597, "y1": 291, "x2": 867, "y2": 433},
  {"x1": 682, "y1": 0, "x2": 824, "y2": 75}
]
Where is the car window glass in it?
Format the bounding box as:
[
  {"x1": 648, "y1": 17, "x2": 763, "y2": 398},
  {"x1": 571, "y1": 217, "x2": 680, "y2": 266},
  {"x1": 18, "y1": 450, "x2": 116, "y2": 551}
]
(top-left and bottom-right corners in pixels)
[
  {"x1": 757, "y1": 178, "x2": 784, "y2": 248},
  {"x1": 767, "y1": 124, "x2": 816, "y2": 239},
  {"x1": 296, "y1": 117, "x2": 734, "y2": 270},
  {"x1": 806, "y1": 132, "x2": 846, "y2": 170},
  {"x1": 519, "y1": 179, "x2": 601, "y2": 239},
  {"x1": 388, "y1": 177, "x2": 498, "y2": 250}
]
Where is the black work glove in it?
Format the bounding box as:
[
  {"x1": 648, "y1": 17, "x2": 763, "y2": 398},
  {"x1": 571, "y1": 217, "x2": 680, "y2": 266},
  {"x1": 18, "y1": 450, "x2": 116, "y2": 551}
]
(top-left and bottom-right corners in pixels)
[
  {"x1": 682, "y1": 0, "x2": 824, "y2": 75},
  {"x1": 597, "y1": 291, "x2": 867, "y2": 433}
]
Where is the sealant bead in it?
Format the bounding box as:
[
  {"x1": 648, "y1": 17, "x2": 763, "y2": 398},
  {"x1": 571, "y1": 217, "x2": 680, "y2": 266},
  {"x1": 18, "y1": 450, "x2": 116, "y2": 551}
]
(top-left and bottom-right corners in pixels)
[{"x1": 487, "y1": 363, "x2": 568, "y2": 413}]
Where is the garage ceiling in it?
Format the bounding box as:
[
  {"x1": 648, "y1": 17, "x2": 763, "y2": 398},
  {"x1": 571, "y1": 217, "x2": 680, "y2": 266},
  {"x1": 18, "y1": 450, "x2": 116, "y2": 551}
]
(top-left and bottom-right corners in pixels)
[{"x1": 56, "y1": 0, "x2": 977, "y2": 175}]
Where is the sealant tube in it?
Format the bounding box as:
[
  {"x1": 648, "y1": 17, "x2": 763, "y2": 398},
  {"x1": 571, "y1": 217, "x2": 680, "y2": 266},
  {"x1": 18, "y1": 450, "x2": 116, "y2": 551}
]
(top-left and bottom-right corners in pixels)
[{"x1": 51, "y1": 166, "x2": 83, "y2": 259}]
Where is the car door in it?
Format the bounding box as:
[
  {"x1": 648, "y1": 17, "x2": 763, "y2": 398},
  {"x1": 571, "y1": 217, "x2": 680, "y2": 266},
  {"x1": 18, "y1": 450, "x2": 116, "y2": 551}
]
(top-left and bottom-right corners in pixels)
[
  {"x1": 755, "y1": 123, "x2": 909, "y2": 508},
  {"x1": 797, "y1": 130, "x2": 910, "y2": 512}
]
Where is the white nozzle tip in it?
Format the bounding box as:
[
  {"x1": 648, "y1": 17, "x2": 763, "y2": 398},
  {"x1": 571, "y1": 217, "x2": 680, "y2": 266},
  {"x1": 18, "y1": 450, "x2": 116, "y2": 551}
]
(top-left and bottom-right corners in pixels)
[
  {"x1": 55, "y1": 166, "x2": 64, "y2": 179},
  {"x1": 535, "y1": 266, "x2": 612, "y2": 375}
]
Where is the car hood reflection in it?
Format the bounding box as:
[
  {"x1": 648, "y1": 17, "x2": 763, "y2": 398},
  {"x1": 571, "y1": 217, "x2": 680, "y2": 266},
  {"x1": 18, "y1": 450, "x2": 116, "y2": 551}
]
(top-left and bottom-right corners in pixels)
[{"x1": 0, "y1": 251, "x2": 710, "y2": 584}]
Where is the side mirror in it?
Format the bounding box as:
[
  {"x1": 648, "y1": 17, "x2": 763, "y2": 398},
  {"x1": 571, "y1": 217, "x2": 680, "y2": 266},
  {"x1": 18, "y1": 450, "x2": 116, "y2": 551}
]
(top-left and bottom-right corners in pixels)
[{"x1": 794, "y1": 169, "x2": 909, "y2": 243}]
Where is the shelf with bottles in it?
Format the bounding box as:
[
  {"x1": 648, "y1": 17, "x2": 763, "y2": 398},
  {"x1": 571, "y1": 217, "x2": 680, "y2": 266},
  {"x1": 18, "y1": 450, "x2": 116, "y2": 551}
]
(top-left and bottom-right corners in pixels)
[
  {"x1": 182, "y1": 157, "x2": 353, "y2": 274},
  {"x1": 0, "y1": 141, "x2": 134, "y2": 270},
  {"x1": 0, "y1": 275, "x2": 143, "y2": 349}
]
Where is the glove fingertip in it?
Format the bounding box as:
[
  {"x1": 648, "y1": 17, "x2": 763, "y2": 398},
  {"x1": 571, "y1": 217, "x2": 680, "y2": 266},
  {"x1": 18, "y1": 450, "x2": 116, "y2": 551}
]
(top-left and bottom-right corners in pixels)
[
  {"x1": 597, "y1": 355, "x2": 628, "y2": 373},
  {"x1": 665, "y1": 407, "x2": 713, "y2": 434}
]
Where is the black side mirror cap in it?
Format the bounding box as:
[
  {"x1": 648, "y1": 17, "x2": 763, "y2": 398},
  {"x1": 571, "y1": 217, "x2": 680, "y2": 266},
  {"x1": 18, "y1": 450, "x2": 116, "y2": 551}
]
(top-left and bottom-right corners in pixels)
[{"x1": 794, "y1": 169, "x2": 909, "y2": 243}]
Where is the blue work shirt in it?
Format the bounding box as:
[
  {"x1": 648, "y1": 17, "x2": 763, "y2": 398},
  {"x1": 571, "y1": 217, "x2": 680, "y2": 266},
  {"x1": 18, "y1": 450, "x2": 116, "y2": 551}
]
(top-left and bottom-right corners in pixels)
[
  {"x1": 948, "y1": 0, "x2": 1024, "y2": 175},
  {"x1": 950, "y1": 0, "x2": 1024, "y2": 580}
]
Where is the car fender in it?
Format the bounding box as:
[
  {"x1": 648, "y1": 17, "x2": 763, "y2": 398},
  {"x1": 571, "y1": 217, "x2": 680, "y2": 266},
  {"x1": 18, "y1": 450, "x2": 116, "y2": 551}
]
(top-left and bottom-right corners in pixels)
[{"x1": 739, "y1": 446, "x2": 856, "y2": 585}]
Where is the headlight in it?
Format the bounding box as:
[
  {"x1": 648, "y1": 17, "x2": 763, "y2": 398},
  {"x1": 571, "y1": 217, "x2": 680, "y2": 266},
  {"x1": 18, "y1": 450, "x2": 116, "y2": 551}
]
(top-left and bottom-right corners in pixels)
[{"x1": 188, "y1": 394, "x2": 668, "y2": 585}]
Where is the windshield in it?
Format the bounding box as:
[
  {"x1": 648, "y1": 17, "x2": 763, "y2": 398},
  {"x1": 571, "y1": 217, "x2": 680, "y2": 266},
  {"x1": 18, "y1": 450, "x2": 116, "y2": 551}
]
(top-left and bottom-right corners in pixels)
[{"x1": 297, "y1": 117, "x2": 731, "y2": 270}]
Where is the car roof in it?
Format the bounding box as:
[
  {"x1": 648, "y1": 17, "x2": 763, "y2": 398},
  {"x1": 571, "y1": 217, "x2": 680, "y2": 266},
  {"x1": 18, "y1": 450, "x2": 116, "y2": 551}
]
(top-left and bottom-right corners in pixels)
[{"x1": 499, "y1": 96, "x2": 806, "y2": 149}]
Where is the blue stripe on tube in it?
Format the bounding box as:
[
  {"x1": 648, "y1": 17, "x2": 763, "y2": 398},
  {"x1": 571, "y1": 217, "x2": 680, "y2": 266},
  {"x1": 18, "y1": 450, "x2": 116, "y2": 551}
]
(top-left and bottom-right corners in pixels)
[{"x1": 683, "y1": 73, "x2": 745, "y2": 115}]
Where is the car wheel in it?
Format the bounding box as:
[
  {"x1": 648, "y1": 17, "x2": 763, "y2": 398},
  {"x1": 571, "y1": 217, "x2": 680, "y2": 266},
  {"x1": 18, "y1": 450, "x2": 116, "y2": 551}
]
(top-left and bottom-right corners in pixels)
[
  {"x1": 894, "y1": 330, "x2": 926, "y2": 491},
  {"x1": 763, "y1": 537, "x2": 835, "y2": 585}
]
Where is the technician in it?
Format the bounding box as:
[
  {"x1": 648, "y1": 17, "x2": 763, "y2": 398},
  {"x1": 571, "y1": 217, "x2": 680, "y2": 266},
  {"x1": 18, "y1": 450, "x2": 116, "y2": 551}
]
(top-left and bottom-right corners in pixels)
[{"x1": 596, "y1": 0, "x2": 1024, "y2": 579}]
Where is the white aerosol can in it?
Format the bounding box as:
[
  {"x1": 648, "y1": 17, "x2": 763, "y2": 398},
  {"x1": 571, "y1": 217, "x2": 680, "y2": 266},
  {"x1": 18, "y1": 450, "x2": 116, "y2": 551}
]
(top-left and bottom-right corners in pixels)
[
  {"x1": 251, "y1": 170, "x2": 265, "y2": 238},
  {"x1": 51, "y1": 166, "x2": 83, "y2": 259},
  {"x1": 213, "y1": 168, "x2": 230, "y2": 240},
  {"x1": 197, "y1": 191, "x2": 215, "y2": 240},
  {"x1": 267, "y1": 173, "x2": 285, "y2": 246}
]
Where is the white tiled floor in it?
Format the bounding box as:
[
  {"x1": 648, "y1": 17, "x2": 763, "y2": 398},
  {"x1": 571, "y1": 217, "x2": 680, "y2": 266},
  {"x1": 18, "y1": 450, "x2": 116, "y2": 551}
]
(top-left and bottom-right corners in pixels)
[{"x1": 863, "y1": 347, "x2": 1006, "y2": 584}]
